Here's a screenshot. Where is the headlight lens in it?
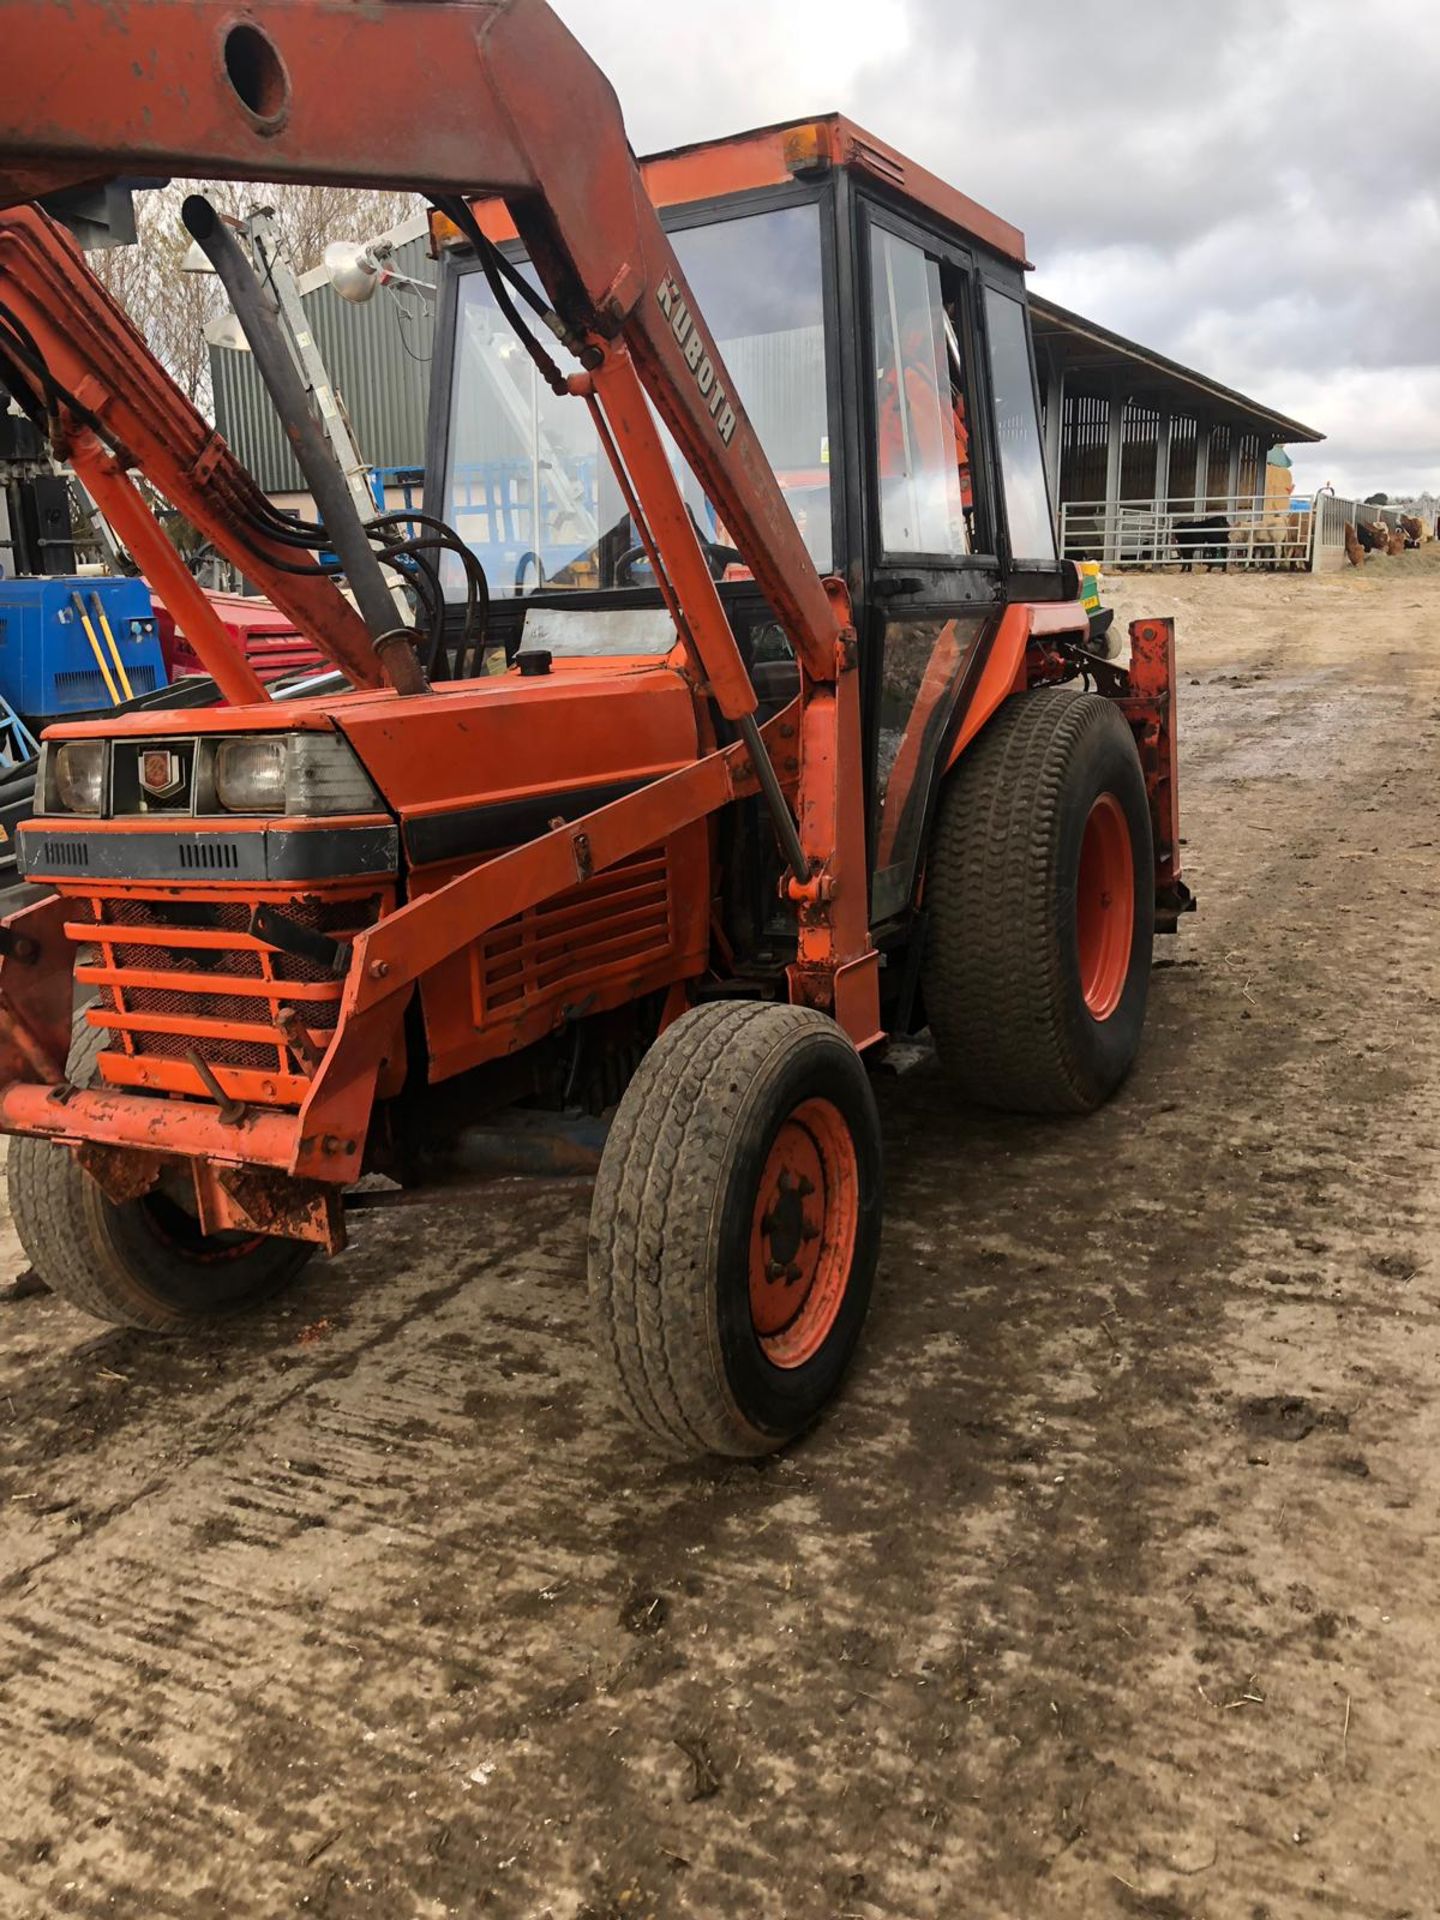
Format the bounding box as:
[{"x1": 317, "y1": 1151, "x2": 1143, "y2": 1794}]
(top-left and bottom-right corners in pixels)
[
  {"x1": 53, "y1": 741, "x2": 105, "y2": 814},
  {"x1": 215, "y1": 738, "x2": 288, "y2": 813}
]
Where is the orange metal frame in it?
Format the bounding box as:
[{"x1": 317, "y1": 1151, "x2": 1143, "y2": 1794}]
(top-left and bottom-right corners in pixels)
[
  {"x1": 449, "y1": 113, "x2": 1029, "y2": 267},
  {"x1": 0, "y1": 208, "x2": 388, "y2": 693},
  {"x1": 0, "y1": 707, "x2": 794, "y2": 1196}
]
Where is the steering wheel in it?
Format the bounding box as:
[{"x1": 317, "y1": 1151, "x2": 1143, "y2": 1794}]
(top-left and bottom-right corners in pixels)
[
  {"x1": 612, "y1": 543, "x2": 655, "y2": 587},
  {"x1": 614, "y1": 516, "x2": 744, "y2": 587}
]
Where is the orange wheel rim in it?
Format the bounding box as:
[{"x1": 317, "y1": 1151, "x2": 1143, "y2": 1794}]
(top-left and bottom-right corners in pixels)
[
  {"x1": 1076, "y1": 791, "x2": 1135, "y2": 1020},
  {"x1": 748, "y1": 1096, "x2": 859, "y2": 1370}
]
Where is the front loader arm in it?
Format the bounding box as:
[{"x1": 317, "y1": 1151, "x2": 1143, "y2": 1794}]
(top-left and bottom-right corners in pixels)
[
  {"x1": 0, "y1": 0, "x2": 848, "y2": 706},
  {"x1": 0, "y1": 0, "x2": 880, "y2": 1084},
  {"x1": 0, "y1": 207, "x2": 388, "y2": 692}
]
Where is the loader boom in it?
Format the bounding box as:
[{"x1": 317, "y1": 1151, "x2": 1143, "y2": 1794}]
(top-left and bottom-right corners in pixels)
[
  {"x1": 0, "y1": 207, "x2": 386, "y2": 695},
  {"x1": 0, "y1": 0, "x2": 849, "y2": 707}
]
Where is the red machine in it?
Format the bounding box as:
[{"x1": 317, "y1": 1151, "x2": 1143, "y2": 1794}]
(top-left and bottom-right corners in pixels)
[
  {"x1": 0, "y1": 0, "x2": 1189, "y2": 1458},
  {"x1": 154, "y1": 592, "x2": 327, "y2": 686}
]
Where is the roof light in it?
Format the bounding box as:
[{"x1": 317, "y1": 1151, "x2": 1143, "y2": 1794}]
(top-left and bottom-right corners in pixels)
[
  {"x1": 782, "y1": 123, "x2": 832, "y2": 179},
  {"x1": 428, "y1": 209, "x2": 467, "y2": 252}
]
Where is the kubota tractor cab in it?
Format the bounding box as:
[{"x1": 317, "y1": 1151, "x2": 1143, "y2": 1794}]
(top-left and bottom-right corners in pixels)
[{"x1": 0, "y1": 2, "x2": 1189, "y2": 1460}]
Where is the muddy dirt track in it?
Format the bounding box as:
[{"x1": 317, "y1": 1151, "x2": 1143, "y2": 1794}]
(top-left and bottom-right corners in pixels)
[{"x1": 2, "y1": 556, "x2": 1440, "y2": 1920}]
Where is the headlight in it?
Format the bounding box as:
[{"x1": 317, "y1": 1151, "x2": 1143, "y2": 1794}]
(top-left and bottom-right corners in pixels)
[
  {"x1": 215, "y1": 738, "x2": 288, "y2": 813},
  {"x1": 284, "y1": 735, "x2": 384, "y2": 815},
  {"x1": 211, "y1": 735, "x2": 382, "y2": 815},
  {"x1": 52, "y1": 741, "x2": 105, "y2": 814}
]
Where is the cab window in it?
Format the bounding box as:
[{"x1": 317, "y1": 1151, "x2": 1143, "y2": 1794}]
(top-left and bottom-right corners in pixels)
[
  {"x1": 984, "y1": 287, "x2": 1057, "y2": 565},
  {"x1": 869, "y1": 227, "x2": 973, "y2": 558},
  {"x1": 438, "y1": 199, "x2": 833, "y2": 602}
]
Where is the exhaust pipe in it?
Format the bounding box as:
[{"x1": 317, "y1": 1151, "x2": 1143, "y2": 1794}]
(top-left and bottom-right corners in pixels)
[{"x1": 181, "y1": 195, "x2": 428, "y2": 697}]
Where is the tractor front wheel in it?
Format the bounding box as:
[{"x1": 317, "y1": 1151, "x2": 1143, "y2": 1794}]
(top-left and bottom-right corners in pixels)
[
  {"x1": 588, "y1": 1002, "x2": 883, "y2": 1458},
  {"x1": 7, "y1": 1012, "x2": 313, "y2": 1331}
]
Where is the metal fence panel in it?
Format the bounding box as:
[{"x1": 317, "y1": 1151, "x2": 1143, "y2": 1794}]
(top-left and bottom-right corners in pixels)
[{"x1": 1059, "y1": 493, "x2": 1315, "y2": 570}]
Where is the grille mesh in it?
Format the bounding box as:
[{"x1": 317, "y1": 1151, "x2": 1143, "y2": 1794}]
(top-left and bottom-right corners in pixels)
[{"x1": 73, "y1": 891, "x2": 380, "y2": 1105}]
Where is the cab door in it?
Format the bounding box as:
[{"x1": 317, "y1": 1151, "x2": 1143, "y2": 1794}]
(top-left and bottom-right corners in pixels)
[{"x1": 853, "y1": 200, "x2": 1000, "y2": 924}]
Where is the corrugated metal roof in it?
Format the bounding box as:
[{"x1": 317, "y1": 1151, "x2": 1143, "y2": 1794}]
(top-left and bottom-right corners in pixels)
[
  {"x1": 210, "y1": 227, "x2": 435, "y2": 492},
  {"x1": 1030, "y1": 294, "x2": 1323, "y2": 445}
]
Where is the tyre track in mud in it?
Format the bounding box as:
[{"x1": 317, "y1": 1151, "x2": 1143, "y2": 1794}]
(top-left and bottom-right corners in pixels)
[{"x1": 1, "y1": 569, "x2": 1439, "y2": 1917}]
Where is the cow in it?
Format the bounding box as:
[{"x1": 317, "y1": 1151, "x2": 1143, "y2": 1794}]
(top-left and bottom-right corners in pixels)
[{"x1": 1173, "y1": 514, "x2": 1231, "y2": 571}]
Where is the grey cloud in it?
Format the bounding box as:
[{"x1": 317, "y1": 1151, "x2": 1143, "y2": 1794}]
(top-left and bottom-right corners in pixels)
[
  {"x1": 847, "y1": 0, "x2": 1440, "y2": 489},
  {"x1": 561, "y1": 0, "x2": 1440, "y2": 494}
]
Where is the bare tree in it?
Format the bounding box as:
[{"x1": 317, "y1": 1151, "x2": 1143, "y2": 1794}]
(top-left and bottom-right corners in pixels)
[{"x1": 89, "y1": 180, "x2": 420, "y2": 413}]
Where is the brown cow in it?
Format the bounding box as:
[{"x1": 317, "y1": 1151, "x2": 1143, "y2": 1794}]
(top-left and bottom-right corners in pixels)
[{"x1": 1344, "y1": 522, "x2": 1365, "y2": 567}]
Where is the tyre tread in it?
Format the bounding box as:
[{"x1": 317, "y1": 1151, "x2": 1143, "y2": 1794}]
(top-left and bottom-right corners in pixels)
[
  {"x1": 924, "y1": 688, "x2": 1148, "y2": 1112},
  {"x1": 7, "y1": 1008, "x2": 310, "y2": 1330},
  {"x1": 589, "y1": 1001, "x2": 864, "y2": 1457}
]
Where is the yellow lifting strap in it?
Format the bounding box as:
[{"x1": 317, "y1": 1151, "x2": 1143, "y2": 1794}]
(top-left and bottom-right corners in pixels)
[
  {"x1": 89, "y1": 591, "x2": 135, "y2": 703},
  {"x1": 69, "y1": 590, "x2": 121, "y2": 706}
]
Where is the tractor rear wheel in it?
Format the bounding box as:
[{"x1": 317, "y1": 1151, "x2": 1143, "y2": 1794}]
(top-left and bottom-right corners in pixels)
[
  {"x1": 588, "y1": 1001, "x2": 882, "y2": 1458},
  {"x1": 923, "y1": 687, "x2": 1154, "y2": 1112},
  {"x1": 7, "y1": 1011, "x2": 313, "y2": 1331}
]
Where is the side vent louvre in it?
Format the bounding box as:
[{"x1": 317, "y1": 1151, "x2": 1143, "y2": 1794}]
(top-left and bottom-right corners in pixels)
[
  {"x1": 48, "y1": 838, "x2": 90, "y2": 867},
  {"x1": 53, "y1": 670, "x2": 109, "y2": 704},
  {"x1": 178, "y1": 840, "x2": 241, "y2": 872}
]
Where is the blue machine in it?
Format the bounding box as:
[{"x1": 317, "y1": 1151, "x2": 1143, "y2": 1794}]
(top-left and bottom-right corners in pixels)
[{"x1": 0, "y1": 575, "x2": 168, "y2": 724}]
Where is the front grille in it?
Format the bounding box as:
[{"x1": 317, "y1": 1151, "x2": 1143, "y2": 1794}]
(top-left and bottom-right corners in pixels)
[
  {"x1": 65, "y1": 889, "x2": 385, "y2": 1107},
  {"x1": 176, "y1": 840, "x2": 242, "y2": 872},
  {"x1": 45, "y1": 838, "x2": 90, "y2": 868}
]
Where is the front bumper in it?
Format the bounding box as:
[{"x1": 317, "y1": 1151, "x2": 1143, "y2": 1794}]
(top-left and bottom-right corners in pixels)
[
  {"x1": 0, "y1": 877, "x2": 383, "y2": 1251},
  {"x1": 19, "y1": 820, "x2": 398, "y2": 884}
]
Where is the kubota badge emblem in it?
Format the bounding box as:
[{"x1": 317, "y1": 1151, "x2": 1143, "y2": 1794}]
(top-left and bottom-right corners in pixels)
[
  {"x1": 141, "y1": 749, "x2": 185, "y2": 799},
  {"x1": 656, "y1": 275, "x2": 737, "y2": 445}
]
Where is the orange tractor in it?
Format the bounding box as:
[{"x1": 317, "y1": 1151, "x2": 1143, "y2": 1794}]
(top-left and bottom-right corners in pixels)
[{"x1": 0, "y1": 0, "x2": 1189, "y2": 1457}]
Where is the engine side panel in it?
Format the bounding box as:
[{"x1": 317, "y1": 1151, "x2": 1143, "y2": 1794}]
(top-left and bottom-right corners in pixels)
[{"x1": 335, "y1": 662, "x2": 711, "y2": 1084}]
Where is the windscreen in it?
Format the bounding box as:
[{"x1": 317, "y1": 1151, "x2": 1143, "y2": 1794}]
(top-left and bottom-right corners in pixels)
[{"x1": 438, "y1": 201, "x2": 832, "y2": 605}]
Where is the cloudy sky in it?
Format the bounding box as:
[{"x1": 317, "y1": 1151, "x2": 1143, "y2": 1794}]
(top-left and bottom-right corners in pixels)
[{"x1": 558, "y1": 0, "x2": 1440, "y2": 499}]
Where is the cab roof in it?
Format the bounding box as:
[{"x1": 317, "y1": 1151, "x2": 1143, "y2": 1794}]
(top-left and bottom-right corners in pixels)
[{"x1": 445, "y1": 113, "x2": 1029, "y2": 269}]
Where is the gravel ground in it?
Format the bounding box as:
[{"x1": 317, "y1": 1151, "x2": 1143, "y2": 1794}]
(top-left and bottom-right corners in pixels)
[{"x1": 1, "y1": 551, "x2": 1439, "y2": 1918}]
